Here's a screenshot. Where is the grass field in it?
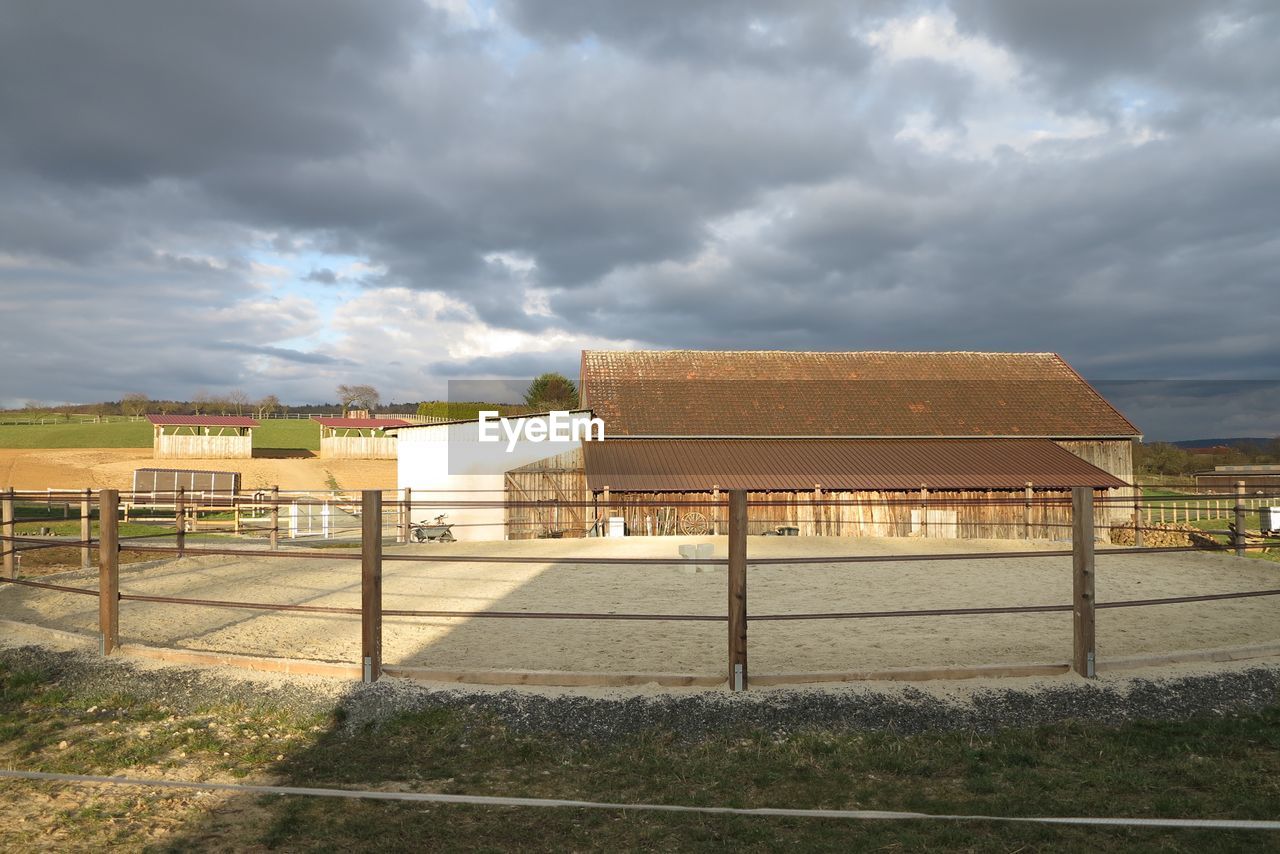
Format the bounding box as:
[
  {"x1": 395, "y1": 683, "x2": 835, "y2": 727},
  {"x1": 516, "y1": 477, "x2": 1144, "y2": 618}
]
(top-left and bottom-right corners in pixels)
[
  {"x1": 0, "y1": 420, "x2": 321, "y2": 451},
  {"x1": 1, "y1": 656, "x2": 1278, "y2": 850}
]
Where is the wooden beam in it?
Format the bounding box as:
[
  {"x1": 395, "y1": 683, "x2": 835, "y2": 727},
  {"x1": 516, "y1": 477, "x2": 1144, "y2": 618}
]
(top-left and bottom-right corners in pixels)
[
  {"x1": 361, "y1": 490, "x2": 383, "y2": 683},
  {"x1": 1023, "y1": 482, "x2": 1033, "y2": 539},
  {"x1": 270, "y1": 485, "x2": 279, "y2": 550},
  {"x1": 174, "y1": 486, "x2": 186, "y2": 557},
  {"x1": 1235, "y1": 480, "x2": 1247, "y2": 557},
  {"x1": 727, "y1": 489, "x2": 748, "y2": 691},
  {"x1": 1, "y1": 488, "x2": 13, "y2": 579},
  {"x1": 98, "y1": 489, "x2": 120, "y2": 655},
  {"x1": 80, "y1": 489, "x2": 92, "y2": 570},
  {"x1": 1072, "y1": 486, "x2": 1096, "y2": 678}
]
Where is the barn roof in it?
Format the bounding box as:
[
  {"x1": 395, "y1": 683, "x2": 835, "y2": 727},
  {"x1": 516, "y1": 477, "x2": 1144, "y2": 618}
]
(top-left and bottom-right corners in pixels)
[
  {"x1": 145, "y1": 415, "x2": 259, "y2": 427},
  {"x1": 312, "y1": 417, "x2": 410, "y2": 429},
  {"x1": 580, "y1": 350, "x2": 1140, "y2": 438},
  {"x1": 583, "y1": 438, "x2": 1128, "y2": 492}
]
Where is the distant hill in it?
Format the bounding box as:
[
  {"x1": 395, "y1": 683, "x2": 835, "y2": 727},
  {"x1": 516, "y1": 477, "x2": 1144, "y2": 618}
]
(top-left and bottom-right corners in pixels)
[{"x1": 1171, "y1": 438, "x2": 1273, "y2": 449}]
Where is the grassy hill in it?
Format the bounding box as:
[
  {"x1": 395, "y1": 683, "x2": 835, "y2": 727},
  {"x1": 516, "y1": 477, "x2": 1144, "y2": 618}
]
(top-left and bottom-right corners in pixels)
[{"x1": 0, "y1": 419, "x2": 322, "y2": 451}]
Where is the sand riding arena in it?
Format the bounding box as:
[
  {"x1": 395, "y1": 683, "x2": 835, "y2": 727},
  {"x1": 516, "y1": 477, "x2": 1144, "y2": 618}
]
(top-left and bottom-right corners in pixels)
[{"x1": 2, "y1": 487, "x2": 1278, "y2": 689}]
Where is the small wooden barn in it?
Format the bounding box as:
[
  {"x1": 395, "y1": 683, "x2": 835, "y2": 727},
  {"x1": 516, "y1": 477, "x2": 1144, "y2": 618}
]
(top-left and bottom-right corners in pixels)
[
  {"x1": 148, "y1": 415, "x2": 257, "y2": 459},
  {"x1": 1194, "y1": 465, "x2": 1280, "y2": 492},
  {"x1": 315, "y1": 417, "x2": 410, "y2": 459},
  {"x1": 506, "y1": 350, "x2": 1142, "y2": 540}
]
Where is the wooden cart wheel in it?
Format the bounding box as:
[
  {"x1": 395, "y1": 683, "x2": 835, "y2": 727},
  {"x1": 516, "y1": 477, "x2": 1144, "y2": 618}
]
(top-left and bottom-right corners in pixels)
[{"x1": 679, "y1": 510, "x2": 710, "y2": 535}]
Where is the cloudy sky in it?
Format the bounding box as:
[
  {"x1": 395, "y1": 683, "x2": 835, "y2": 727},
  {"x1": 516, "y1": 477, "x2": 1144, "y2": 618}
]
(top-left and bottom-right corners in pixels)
[{"x1": 1, "y1": 1, "x2": 1277, "y2": 439}]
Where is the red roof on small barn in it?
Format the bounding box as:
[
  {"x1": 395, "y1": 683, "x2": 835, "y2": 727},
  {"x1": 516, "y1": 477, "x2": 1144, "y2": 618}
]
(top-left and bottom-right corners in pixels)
[
  {"x1": 312, "y1": 417, "x2": 411, "y2": 429},
  {"x1": 146, "y1": 415, "x2": 259, "y2": 427},
  {"x1": 580, "y1": 350, "x2": 1140, "y2": 438}
]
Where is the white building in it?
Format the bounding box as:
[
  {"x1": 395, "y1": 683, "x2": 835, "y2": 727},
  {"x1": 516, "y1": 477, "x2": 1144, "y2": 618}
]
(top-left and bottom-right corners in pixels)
[{"x1": 392, "y1": 410, "x2": 600, "y2": 542}]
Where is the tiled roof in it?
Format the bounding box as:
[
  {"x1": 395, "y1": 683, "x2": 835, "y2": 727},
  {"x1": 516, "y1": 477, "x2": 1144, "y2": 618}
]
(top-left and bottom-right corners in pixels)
[
  {"x1": 584, "y1": 438, "x2": 1129, "y2": 492},
  {"x1": 145, "y1": 415, "x2": 259, "y2": 427},
  {"x1": 580, "y1": 350, "x2": 1139, "y2": 437}
]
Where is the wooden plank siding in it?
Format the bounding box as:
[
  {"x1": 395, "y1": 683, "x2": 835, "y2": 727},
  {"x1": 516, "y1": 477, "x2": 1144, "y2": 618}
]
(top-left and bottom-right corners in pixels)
[
  {"x1": 320, "y1": 435, "x2": 398, "y2": 459},
  {"x1": 154, "y1": 433, "x2": 252, "y2": 459},
  {"x1": 1053, "y1": 439, "x2": 1136, "y2": 524},
  {"x1": 504, "y1": 447, "x2": 590, "y2": 539},
  {"x1": 596, "y1": 487, "x2": 1112, "y2": 541}
]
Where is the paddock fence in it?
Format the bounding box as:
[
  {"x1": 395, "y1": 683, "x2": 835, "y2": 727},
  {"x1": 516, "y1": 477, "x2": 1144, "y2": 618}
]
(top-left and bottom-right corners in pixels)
[{"x1": 0, "y1": 485, "x2": 1278, "y2": 690}]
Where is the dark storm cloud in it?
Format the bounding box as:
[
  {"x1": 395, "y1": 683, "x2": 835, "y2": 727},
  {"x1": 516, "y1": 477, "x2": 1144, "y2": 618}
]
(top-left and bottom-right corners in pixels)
[{"x1": 0, "y1": 1, "x2": 1277, "y2": 440}]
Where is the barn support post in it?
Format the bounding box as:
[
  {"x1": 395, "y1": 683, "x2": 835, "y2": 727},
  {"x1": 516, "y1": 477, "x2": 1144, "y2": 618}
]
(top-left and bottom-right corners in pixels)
[
  {"x1": 919, "y1": 485, "x2": 929, "y2": 539},
  {"x1": 361, "y1": 490, "x2": 383, "y2": 683},
  {"x1": 601, "y1": 485, "x2": 611, "y2": 536},
  {"x1": 815, "y1": 484, "x2": 824, "y2": 536},
  {"x1": 81, "y1": 489, "x2": 92, "y2": 569},
  {"x1": 711, "y1": 485, "x2": 720, "y2": 536},
  {"x1": 1023, "y1": 482, "x2": 1033, "y2": 539},
  {"x1": 1234, "y1": 480, "x2": 1246, "y2": 558},
  {"x1": 270, "y1": 486, "x2": 280, "y2": 551},
  {"x1": 1, "y1": 488, "x2": 13, "y2": 579},
  {"x1": 1071, "y1": 487, "x2": 1096, "y2": 678},
  {"x1": 727, "y1": 489, "x2": 748, "y2": 691},
  {"x1": 98, "y1": 489, "x2": 120, "y2": 656},
  {"x1": 174, "y1": 486, "x2": 186, "y2": 557}
]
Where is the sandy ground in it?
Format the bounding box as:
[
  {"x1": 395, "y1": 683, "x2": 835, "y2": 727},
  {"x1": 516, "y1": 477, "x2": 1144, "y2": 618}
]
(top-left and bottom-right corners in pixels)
[
  {"x1": 2, "y1": 536, "x2": 1277, "y2": 678},
  {"x1": 0, "y1": 448, "x2": 396, "y2": 491}
]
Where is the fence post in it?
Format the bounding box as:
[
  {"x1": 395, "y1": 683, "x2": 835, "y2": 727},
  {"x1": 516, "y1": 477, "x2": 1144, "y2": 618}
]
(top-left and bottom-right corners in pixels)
[
  {"x1": 175, "y1": 486, "x2": 186, "y2": 557},
  {"x1": 361, "y1": 490, "x2": 383, "y2": 683},
  {"x1": 81, "y1": 489, "x2": 92, "y2": 570},
  {"x1": 1234, "y1": 480, "x2": 1246, "y2": 558},
  {"x1": 99, "y1": 489, "x2": 119, "y2": 656},
  {"x1": 1132, "y1": 487, "x2": 1143, "y2": 549},
  {"x1": 399, "y1": 487, "x2": 411, "y2": 544},
  {"x1": 270, "y1": 485, "x2": 280, "y2": 550},
  {"x1": 727, "y1": 489, "x2": 748, "y2": 691},
  {"x1": 1072, "y1": 487, "x2": 1096, "y2": 678},
  {"x1": 1, "y1": 488, "x2": 13, "y2": 579}
]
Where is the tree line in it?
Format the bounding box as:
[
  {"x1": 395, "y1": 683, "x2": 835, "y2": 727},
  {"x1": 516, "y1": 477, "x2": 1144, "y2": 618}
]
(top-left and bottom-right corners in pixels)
[{"x1": 10, "y1": 373, "x2": 582, "y2": 421}]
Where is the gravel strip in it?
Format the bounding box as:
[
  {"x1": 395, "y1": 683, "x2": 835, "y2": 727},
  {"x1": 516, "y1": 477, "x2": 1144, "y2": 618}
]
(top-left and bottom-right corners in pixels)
[{"x1": 4, "y1": 645, "x2": 1278, "y2": 740}]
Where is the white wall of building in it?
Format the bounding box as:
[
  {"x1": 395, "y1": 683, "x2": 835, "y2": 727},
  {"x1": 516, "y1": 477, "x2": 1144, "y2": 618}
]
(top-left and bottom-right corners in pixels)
[{"x1": 396, "y1": 411, "x2": 597, "y2": 542}]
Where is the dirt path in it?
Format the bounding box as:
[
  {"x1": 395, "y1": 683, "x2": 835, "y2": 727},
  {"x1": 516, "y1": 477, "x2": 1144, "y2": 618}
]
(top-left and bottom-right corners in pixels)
[{"x1": 3, "y1": 536, "x2": 1276, "y2": 678}]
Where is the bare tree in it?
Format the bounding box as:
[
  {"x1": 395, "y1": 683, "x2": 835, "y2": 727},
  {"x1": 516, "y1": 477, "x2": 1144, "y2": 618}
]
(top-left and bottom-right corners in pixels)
[
  {"x1": 120, "y1": 392, "x2": 150, "y2": 417},
  {"x1": 336, "y1": 384, "x2": 381, "y2": 413},
  {"x1": 256, "y1": 394, "x2": 281, "y2": 419},
  {"x1": 192, "y1": 390, "x2": 211, "y2": 415},
  {"x1": 226, "y1": 389, "x2": 250, "y2": 416}
]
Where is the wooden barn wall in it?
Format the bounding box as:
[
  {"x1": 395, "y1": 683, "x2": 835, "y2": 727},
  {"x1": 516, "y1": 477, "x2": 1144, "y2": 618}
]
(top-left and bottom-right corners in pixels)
[
  {"x1": 320, "y1": 435, "x2": 398, "y2": 459},
  {"x1": 595, "y1": 488, "x2": 1112, "y2": 541},
  {"x1": 1054, "y1": 439, "x2": 1135, "y2": 523},
  {"x1": 504, "y1": 447, "x2": 589, "y2": 539},
  {"x1": 154, "y1": 434, "x2": 252, "y2": 459}
]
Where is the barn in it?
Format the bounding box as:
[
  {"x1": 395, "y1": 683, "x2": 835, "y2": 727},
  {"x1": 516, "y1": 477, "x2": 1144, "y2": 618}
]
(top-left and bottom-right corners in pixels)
[
  {"x1": 397, "y1": 350, "x2": 1141, "y2": 542},
  {"x1": 1195, "y1": 464, "x2": 1280, "y2": 492},
  {"x1": 314, "y1": 416, "x2": 410, "y2": 459},
  {"x1": 147, "y1": 414, "x2": 258, "y2": 459}
]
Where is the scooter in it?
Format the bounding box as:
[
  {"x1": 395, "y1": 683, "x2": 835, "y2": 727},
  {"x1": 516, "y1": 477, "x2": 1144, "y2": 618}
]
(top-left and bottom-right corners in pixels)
[{"x1": 410, "y1": 513, "x2": 456, "y2": 543}]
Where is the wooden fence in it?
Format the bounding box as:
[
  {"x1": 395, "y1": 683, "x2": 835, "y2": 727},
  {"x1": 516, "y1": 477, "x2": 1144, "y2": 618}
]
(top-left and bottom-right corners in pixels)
[
  {"x1": 154, "y1": 433, "x2": 252, "y2": 459},
  {"x1": 319, "y1": 435, "x2": 398, "y2": 459}
]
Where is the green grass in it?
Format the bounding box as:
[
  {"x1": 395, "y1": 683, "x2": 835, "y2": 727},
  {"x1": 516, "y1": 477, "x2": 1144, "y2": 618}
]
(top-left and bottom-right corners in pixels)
[
  {"x1": 3, "y1": 658, "x2": 1280, "y2": 851},
  {"x1": 0, "y1": 419, "x2": 321, "y2": 451}
]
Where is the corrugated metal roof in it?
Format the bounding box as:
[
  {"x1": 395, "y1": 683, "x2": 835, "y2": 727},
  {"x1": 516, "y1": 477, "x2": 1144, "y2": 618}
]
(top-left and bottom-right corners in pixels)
[
  {"x1": 583, "y1": 438, "x2": 1128, "y2": 492},
  {"x1": 145, "y1": 415, "x2": 259, "y2": 427},
  {"x1": 580, "y1": 350, "x2": 1140, "y2": 438},
  {"x1": 312, "y1": 417, "x2": 410, "y2": 429}
]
